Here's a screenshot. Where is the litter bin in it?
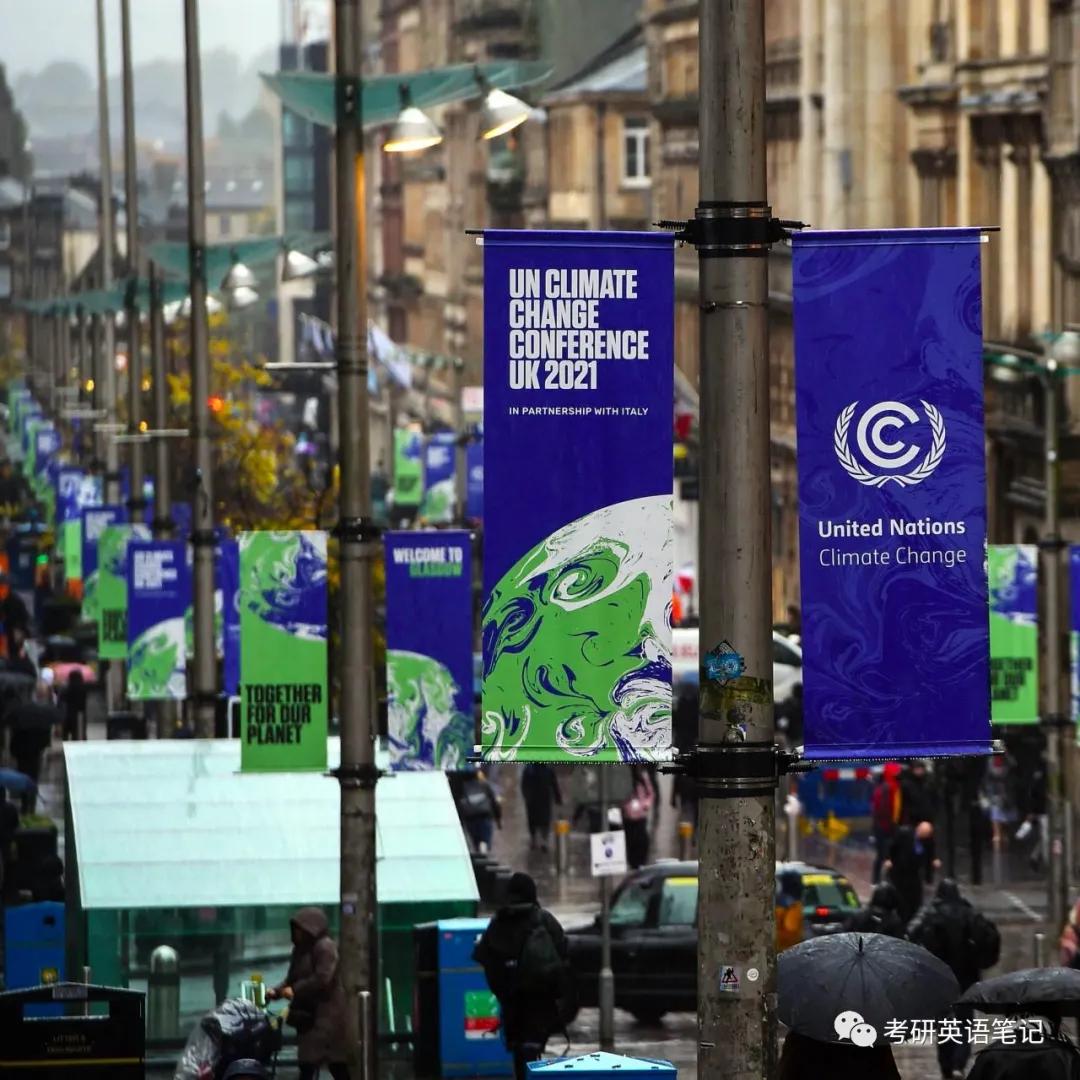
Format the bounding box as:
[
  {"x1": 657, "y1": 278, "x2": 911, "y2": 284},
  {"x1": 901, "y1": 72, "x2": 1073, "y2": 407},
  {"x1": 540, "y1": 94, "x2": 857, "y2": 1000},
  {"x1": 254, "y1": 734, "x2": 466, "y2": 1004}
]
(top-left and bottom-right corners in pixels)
[
  {"x1": 0, "y1": 982, "x2": 145, "y2": 1078},
  {"x1": 4, "y1": 901, "x2": 65, "y2": 1017},
  {"x1": 528, "y1": 1053, "x2": 676, "y2": 1080},
  {"x1": 414, "y1": 918, "x2": 513, "y2": 1078}
]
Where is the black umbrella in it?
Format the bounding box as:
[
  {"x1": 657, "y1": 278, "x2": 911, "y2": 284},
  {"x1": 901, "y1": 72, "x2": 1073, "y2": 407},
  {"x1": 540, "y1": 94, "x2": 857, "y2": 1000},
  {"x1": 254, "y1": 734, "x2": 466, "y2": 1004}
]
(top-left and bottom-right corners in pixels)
[
  {"x1": 779, "y1": 932, "x2": 959, "y2": 1046},
  {"x1": 959, "y1": 967, "x2": 1080, "y2": 1020},
  {"x1": 0, "y1": 671, "x2": 37, "y2": 692},
  {"x1": 1, "y1": 702, "x2": 64, "y2": 730}
]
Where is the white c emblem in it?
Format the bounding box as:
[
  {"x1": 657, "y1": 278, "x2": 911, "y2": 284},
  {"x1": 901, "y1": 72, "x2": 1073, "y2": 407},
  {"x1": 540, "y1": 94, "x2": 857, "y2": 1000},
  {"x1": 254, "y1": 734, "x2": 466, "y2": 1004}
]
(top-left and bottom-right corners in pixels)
[{"x1": 834, "y1": 399, "x2": 946, "y2": 488}]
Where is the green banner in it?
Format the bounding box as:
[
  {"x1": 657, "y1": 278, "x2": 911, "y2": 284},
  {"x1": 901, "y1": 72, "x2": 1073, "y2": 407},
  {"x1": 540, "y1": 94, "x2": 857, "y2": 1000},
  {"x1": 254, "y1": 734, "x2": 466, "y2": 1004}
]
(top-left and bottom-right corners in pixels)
[
  {"x1": 393, "y1": 429, "x2": 423, "y2": 508},
  {"x1": 97, "y1": 523, "x2": 150, "y2": 659},
  {"x1": 240, "y1": 530, "x2": 329, "y2": 772},
  {"x1": 989, "y1": 544, "x2": 1039, "y2": 725},
  {"x1": 63, "y1": 520, "x2": 82, "y2": 581}
]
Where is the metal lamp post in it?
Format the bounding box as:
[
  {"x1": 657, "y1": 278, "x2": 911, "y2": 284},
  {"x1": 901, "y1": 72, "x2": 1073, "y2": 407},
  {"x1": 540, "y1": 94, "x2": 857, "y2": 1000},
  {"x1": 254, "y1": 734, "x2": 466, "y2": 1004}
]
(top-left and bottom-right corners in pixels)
[
  {"x1": 182, "y1": 0, "x2": 218, "y2": 737},
  {"x1": 1042, "y1": 330, "x2": 1080, "y2": 935},
  {"x1": 333, "y1": 2, "x2": 379, "y2": 1076}
]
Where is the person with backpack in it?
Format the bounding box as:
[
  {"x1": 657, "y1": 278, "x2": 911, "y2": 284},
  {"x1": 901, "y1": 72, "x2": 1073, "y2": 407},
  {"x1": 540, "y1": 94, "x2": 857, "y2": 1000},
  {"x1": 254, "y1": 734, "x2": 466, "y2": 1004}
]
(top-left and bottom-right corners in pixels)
[
  {"x1": 871, "y1": 763, "x2": 903, "y2": 883},
  {"x1": 454, "y1": 768, "x2": 502, "y2": 854},
  {"x1": 907, "y1": 879, "x2": 1001, "y2": 1079},
  {"x1": 844, "y1": 882, "x2": 905, "y2": 938},
  {"x1": 473, "y1": 871, "x2": 570, "y2": 1080}
]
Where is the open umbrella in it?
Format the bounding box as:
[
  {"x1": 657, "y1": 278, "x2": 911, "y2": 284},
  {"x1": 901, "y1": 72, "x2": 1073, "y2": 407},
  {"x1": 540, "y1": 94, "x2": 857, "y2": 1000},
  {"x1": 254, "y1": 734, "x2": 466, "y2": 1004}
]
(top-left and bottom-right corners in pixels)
[
  {"x1": 779, "y1": 932, "x2": 959, "y2": 1046},
  {"x1": 46, "y1": 661, "x2": 96, "y2": 686},
  {"x1": 959, "y1": 967, "x2": 1080, "y2": 1020}
]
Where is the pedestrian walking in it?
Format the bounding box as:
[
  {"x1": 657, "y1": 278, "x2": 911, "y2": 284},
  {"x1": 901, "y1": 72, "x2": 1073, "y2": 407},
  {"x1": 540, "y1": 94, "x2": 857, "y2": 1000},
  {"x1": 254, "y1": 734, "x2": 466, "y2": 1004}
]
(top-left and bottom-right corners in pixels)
[
  {"x1": 265, "y1": 907, "x2": 350, "y2": 1080},
  {"x1": 621, "y1": 765, "x2": 655, "y2": 869},
  {"x1": 883, "y1": 825, "x2": 924, "y2": 926},
  {"x1": 473, "y1": 872, "x2": 570, "y2": 1080},
  {"x1": 871, "y1": 763, "x2": 903, "y2": 883},
  {"x1": 453, "y1": 768, "x2": 502, "y2": 854},
  {"x1": 844, "y1": 882, "x2": 906, "y2": 938},
  {"x1": 520, "y1": 764, "x2": 561, "y2": 851},
  {"x1": 777, "y1": 1030, "x2": 901, "y2": 1080},
  {"x1": 907, "y1": 879, "x2": 1001, "y2": 1079}
]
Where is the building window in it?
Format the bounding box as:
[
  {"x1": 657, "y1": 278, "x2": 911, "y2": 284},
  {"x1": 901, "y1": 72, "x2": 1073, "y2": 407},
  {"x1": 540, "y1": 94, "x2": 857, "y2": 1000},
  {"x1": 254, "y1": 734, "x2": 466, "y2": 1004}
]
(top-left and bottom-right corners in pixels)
[
  {"x1": 0, "y1": 221, "x2": 10, "y2": 251},
  {"x1": 622, "y1": 117, "x2": 651, "y2": 187},
  {"x1": 218, "y1": 214, "x2": 231, "y2": 237}
]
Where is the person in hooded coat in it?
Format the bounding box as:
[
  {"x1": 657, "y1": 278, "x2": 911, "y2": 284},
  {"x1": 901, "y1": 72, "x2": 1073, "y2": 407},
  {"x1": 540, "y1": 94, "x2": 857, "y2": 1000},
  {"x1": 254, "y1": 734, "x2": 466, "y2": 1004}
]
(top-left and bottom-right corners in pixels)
[
  {"x1": 844, "y1": 882, "x2": 905, "y2": 938},
  {"x1": 473, "y1": 872, "x2": 570, "y2": 1080},
  {"x1": 267, "y1": 907, "x2": 350, "y2": 1079},
  {"x1": 520, "y1": 764, "x2": 562, "y2": 851},
  {"x1": 777, "y1": 1030, "x2": 901, "y2": 1080}
]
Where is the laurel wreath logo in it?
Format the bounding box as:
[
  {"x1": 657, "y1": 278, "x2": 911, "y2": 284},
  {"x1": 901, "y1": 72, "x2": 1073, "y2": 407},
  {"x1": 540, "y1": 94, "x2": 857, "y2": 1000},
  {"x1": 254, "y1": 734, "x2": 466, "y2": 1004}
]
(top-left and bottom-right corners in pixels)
[{"x1": 833, "y1": 400, "x2": 946, "y2": 488}]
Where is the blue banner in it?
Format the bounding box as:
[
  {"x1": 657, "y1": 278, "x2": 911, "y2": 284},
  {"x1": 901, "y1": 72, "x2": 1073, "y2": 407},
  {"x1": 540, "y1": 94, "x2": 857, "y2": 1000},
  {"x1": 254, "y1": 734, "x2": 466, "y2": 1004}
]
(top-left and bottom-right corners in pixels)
[
  {"x1": 56, "y1": 469, "x2": 101, "y2": 524},
  {"x1": 171, "y1": 501, "x2": 192, "y2": 537},
  {"x1": 466, "y1": 433, "x2": 483, "y2": 523},
  {"x1": 127, "y1": 540, "x2": 189, "y2": 700},
  {"x1": 80, "y1": 505, "x2": 126, "y2": 622},
  {"x1": 793, "y1": 228, "x2": 990, "y2": 759},
  {"x1": 481, "y1": 230, "x2": 674, "y2": 762},
  {"x1": 385, "y1": 530, "x2": 473, "y2": 770},
  {"x1": 220, "y1": 540, "x2": 240, "y2": 696},
  {"x1": 422, "y1": 432, "x2": 457, "y2": 524}
]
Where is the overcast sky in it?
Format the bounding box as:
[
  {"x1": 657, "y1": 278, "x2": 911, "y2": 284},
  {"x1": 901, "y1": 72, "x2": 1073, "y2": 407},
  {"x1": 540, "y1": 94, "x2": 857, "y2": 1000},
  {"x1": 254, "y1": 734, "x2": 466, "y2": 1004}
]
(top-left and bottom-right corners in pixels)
[{"x1": 0, "y1": 0, "x2": 287, "y2": 79}]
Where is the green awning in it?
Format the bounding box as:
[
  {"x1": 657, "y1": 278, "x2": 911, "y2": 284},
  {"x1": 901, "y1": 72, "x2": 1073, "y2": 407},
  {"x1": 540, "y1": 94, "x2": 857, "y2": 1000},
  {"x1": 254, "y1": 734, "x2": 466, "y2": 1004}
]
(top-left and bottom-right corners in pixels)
[
  {"x1": 146, "y1": 230, "x2": 330, "y2": 284},
  {"x1": 261, "y1": 59, "x2": 551, "y2": 129}
]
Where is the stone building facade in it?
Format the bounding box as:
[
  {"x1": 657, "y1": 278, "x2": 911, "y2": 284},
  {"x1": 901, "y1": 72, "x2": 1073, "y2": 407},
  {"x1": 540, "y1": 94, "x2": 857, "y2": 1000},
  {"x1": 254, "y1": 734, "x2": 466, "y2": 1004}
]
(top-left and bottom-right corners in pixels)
[{"x1": 373, "y1": 0, "x2": 1080, "y2": 615}]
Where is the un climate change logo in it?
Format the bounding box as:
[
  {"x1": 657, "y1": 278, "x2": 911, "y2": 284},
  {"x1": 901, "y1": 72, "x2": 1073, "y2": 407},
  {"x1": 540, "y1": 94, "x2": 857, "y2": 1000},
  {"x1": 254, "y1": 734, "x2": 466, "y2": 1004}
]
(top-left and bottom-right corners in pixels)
[{"x1": 834, "y1": 399, "x2": 946, "y2": 488}]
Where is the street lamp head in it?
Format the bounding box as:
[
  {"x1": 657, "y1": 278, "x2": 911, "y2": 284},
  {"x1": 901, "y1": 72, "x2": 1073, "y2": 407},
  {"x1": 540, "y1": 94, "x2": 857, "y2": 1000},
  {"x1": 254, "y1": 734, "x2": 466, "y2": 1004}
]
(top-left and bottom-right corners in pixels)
[
  {"x1": 227, "y1": 285, "x2": 260, "y2": 311},
  {"x1": 282, "y1": 249, "x2": 320, "y2": 282},
  {"x1": 1051, "y1": 330, "x2": 1080, "y2": 368},
  {"x1": 221, "y1": 259, "x2": 257, "y2": 292},
  {"x1": 384, "y1": 85, "x2": 443, "y2": 153},
  {"x1": 480, "y1": 87, "x2": 530, "y2": 140}
]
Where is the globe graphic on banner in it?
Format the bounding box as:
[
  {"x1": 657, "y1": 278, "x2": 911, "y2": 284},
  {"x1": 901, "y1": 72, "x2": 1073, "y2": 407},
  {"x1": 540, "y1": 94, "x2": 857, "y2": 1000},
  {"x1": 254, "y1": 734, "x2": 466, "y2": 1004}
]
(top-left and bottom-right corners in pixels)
[
  {"x1": 242, "y1": 531, "x2": 328, "y2": 640},
  {"x1": 482, "y1": 494, "x2": 672, "y2": 762},
  {"x1": 128, "y1": 618, "x2": 186, "y2": 699},
  {"x1": 387, "y1": 649, "x2": 472, "y2": 770}
]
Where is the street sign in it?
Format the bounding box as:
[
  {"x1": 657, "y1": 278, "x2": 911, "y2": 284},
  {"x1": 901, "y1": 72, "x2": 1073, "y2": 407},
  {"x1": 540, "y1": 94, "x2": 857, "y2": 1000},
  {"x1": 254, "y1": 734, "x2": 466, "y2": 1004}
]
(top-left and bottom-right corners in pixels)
[
  {"x1": 589, "y1": 829, "x2": 627, "y2": 877},
  {"x1": 792, "y1": 228, "x2": 991, "y2": 759}
]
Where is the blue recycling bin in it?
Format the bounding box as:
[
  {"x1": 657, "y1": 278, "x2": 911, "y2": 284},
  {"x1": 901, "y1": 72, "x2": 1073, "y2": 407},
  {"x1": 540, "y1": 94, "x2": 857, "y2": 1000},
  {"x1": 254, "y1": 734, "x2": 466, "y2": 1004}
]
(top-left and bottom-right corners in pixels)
[
  {"x1": 529, "y1": 1053, "x2": 676, "y2": 1080},
  {"x1": 415, "y1": 916, "x2": 513, "y2": 1077},
  {"x1": 4, "y1": 902, "x2": 65, "y2": 1016}
]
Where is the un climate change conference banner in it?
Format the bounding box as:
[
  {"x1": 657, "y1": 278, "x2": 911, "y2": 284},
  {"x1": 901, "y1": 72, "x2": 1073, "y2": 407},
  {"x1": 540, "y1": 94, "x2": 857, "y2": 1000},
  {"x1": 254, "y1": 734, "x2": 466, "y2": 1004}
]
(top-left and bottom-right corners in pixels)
[
  {"x1": 385, "y1": 530, "x2": 473, "y2": 770},
  {"x1": 793, "y1": 228, "x2": 990, "y2": 759},
  {"x1": 422, "y1": 432, "x2": 457, "y2": 523},
  {"x1": 239, "y1": 531, "x2": 328, "y2": 771},
  {"x1": 80, "y1": 506, "x2": 125, "y2": 623},
  {"x1": 986, "y1": 544, "x2": 1039, "y2": 724},
  {"x1": 481, "y1": 230, "x2": 674, "y2": 763},
  {"x1": 98, "y1": 523, "x2": 150, "y2": 659},
  {"x1": 127, "y1": 540, "x2": 189, "y2": 700}
]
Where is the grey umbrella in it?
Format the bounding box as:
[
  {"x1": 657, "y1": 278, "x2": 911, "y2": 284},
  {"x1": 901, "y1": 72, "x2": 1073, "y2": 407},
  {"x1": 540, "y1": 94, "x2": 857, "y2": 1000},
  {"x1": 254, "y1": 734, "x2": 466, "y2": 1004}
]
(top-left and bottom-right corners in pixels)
[
  {"x1": 779, "y1": 931, "x2": 960, "y2": 1046},
  {"x1": 959, "y1": 967, "x2": 1080, "y2": 1020}
]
